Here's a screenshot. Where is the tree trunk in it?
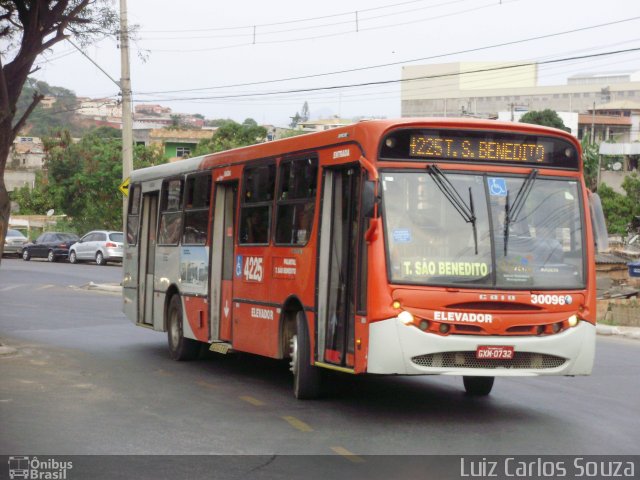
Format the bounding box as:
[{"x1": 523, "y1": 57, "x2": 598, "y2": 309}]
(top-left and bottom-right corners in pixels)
[{"x1": 0, "y1": 126, "x2": 11, "y2": 264}]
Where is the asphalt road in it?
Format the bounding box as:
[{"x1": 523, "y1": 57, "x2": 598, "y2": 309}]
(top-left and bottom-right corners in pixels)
[{"x1": 1, "y1": 257, "x2": 639, "y2": 468}]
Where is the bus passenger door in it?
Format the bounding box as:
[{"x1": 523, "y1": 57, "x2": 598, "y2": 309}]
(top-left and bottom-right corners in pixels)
[
  {"x1": 138, "y1": 192, "x2": 158, "y2": 326},
  {"x1": 210, "y1": 182, "x2": 237, "y2": 342},
  {"x1": 317, "y1": 166, "x2": 361, "y2": 368}
]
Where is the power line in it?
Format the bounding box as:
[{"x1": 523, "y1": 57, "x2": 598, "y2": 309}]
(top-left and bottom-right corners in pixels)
[
  {"x1": 134, "y1": 47, "x2": 640, "y2": 103},
  {"x1": 146, "y1": 0, "x2": 517, "y2": 52},
  {"x1": 139, "y1": 0, "x2": 470, "y2": 34},
  {"x1": 129, "y1": 45, "x2": 640, "y2": 108},
  {"x1": 139, "y1": 0, "x2": 486, "y2": 41},
  {"x1": 134, "y1": 16, "x2": 640, "y2": 96}
]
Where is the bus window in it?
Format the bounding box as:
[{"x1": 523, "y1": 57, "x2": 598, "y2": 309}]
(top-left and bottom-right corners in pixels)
[
  {"x1": 127, "y1": 183, "x2": 141, "y2": 245},
  {"x1": 158, "y1": 178, "x2": 184, "y2": 245},
  {"x1": 239, "y1": 164, "x2": 275, "y2": 245},
  {"x1": 275, "y1": 156, "x2": 318, "y2": 245},
  {"x1": 183, "y1": 174, "x2": 211, "y2": 245}
]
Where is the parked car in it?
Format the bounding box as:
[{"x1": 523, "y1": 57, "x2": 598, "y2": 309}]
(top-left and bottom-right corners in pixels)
[
  {"x1": 3, "y1": 229, "x2": 28, "y2": 257},
  {"x1": 22, "y1": 232, "x2": 79, "y2": 262},
  {"x1": 69, "y1": 230, "x2": 124, "y2": 265}
]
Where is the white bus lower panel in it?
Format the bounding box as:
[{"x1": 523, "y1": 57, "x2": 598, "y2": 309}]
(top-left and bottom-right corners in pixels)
[{"x1": 367, "y1": 317, "x2": 595, "y2": 376}]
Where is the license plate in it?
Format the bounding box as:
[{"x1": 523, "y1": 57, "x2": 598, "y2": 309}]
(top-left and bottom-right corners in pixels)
[{"x1": 476, "y1": 345, "x2": 514, "y2": 360}]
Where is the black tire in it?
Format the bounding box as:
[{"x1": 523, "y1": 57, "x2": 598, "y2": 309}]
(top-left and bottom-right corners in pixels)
[
  {"x1": 167, "y1": 294, "x2": 200, "y2": 361},
  {"x1": 95, "y1": 251, "x2": 106, "y2": 266},
  {"x1": 47, "y1": 250, "x2": 56, "y2": 262},
  {"x1": 69, "y1": 250, "x2": 78, "y2": 264},
  {"x1": 463, "y1": 376, "x2": 495, "y2": 396},
  {"x1": 290, "y1": 311, "x2": 321, "y2": 399},
  {"x1": 22, "y1": 249, "x2": 31, "y2": 261}
]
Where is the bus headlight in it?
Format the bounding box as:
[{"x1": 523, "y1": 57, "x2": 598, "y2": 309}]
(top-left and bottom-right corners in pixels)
[
  {"x1": 568, "y1": 314, "x2": 579, "y2": 327},
  {"x1": 398, "y1": 310, "x2": 414, "y2": 325}
]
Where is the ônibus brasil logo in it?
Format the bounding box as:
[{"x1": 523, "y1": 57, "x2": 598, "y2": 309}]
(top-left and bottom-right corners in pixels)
[{"x1": 8, "y1": 456, "x2": 73, "y2": 479}]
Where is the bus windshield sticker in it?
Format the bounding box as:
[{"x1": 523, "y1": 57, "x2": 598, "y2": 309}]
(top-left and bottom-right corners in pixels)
[
  {"x1": 392, "y1": 229, "x2": 412, "y2": 243},
  {"x1": 488, "y1": 178, "x2": 507, "y2": 197}
]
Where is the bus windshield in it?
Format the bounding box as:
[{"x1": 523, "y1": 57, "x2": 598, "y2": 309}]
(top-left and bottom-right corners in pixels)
[{"x1": 382, "y1": 171, "x2": 585, "y2": 289}]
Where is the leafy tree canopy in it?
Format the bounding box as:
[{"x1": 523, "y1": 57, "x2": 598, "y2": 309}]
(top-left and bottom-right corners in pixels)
[
  {"x1": 193, "y1": 119, "x2": 266, "y2": 156},
  {"x1": 597, "y1": 173, "x2": 640, "y2": 235},
  {"x1": 12, "y1": 129, "x2": 165, "y2": 233},
  {"x1": 580, "y1": 132, "x2": 599, "y2": 191},
  {"x1": 519, "y1": 109, "x2": 570, "y2": 132},
  {"x1": 0, "y1": 0, "x2": 119, "y2": 259}
]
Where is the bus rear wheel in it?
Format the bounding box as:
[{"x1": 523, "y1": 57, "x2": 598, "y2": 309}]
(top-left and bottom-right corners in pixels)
[
  {"x1": 463, "y1": 376, "x2": 495, "y2": 396},
  {"x1": 167, "y1": 294, "x2": 200, "y2": 361},
  {"x1": 290, "y1": 311, "x2": 321, "y2": 399}
]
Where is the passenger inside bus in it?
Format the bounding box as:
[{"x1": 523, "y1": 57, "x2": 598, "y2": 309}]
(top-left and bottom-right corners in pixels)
[{"x1": 241, "y1": 208, "x2": 269, "y2": 244}]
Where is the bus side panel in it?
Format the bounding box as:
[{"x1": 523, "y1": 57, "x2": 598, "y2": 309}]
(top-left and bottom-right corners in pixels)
[
  {"x1": 232, "y1": 301, "x2": 279, "y2": 358},
  {"x1": 122, "y1": 243, "x2": 138, "y2": 324},
  {"x1": 269, "y1": 252, "x2": 317, "y2": 320},
  {"x1": 183, "y1": 296, "x2": 209, "y2": 342},
  {"x1": 219, "y1": 279, "x2": 233, "y2": 341},
  {"x1": 154, "y1": 245, "x2": 181, "y2": 332}
]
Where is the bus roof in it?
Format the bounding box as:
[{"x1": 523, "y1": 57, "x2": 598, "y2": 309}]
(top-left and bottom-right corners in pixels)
[{"x1": 130, "y1": 118, "x2": 579, "y2": 182}]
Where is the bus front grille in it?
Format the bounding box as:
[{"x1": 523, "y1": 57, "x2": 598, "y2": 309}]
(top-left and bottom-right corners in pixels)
[{"x1": 411, "y1": 351, "x2": 566, "y2": 369}]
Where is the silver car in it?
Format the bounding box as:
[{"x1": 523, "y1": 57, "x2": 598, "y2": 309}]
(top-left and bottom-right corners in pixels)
[
  {"x1": 3, "y1": 229, "x2": 28, "y2": 257},
  {"x1": 69, "y1": 230, "x2": 124, "y2": 265}
]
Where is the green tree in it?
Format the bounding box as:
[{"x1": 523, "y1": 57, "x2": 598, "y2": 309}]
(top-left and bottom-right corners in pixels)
[
  {"x1": 12, "y1": 130, "x2": 165, "y2": 233},
  {"x1": 581, "y1": 132, "x2": 599, "y2": 191},
  {"x1": 597, "y1": 180, "x2": 638, "y2": 235},
  {"x1": 0, "y1": 0, "x2": 118, "y2": 260},
  {"x1": 519, "y1": 109, "x2": 570, "y2": 132},
  {"x1": 300, "y1": 101, "x2": 310, "y2": 122},
  {"x1": 193, "y1": 119, "x2": 266, "y2": 156}
]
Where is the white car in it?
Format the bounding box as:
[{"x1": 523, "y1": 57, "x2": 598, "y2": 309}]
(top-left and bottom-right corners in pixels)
[
  {"x1": 69, "y1": 230, "x2": 123, "y2": 265},
  {"x1": 3, "y1": 229, "x2": 28, "y2": 257}
]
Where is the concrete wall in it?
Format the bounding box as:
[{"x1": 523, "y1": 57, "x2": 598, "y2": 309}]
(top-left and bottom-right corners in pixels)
[{"x1": 5, "y1": 170, "x2": 35, "y2": 192}]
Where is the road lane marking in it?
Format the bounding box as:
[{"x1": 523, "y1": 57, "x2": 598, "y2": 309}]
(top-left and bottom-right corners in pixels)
[
  {"x1": 330, "y1": 446, "x2": 365, "y2": 463},
  {"x1": 282, "y1": 416, "x2": 313, "y2": 432},
  {"x1": 0, "y1": 285, "x2": 24, "y2": 292},
  {"x1": 196, "y1": 380, "x2": 217, "y2": 389},
  {"x1": 240, "y1": 395, "x2": 265, "y2": 406}
]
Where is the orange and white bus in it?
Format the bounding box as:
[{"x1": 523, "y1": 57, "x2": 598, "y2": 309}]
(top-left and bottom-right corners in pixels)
[{"x1": 123, "y1": 118, "x2": 606, "y2": 398}]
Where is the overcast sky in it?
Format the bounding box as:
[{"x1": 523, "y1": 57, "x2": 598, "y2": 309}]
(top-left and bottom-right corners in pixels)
[{"x1": 28, "y1": 0, "x2": 640, "y2": 126}]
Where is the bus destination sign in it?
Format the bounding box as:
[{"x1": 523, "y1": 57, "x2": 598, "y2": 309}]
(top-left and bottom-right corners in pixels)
[
  {"x1": 409, "y1": 134, "x2": 546, "y2": 163},
  {"x1": 380, "y1": 129, "x2": 579, "y2": 169}
]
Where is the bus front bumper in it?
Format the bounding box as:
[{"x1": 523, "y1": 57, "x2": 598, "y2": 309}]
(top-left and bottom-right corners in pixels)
[{"x1": 367, "y1": 317, "x2": 595, "y2": 376}]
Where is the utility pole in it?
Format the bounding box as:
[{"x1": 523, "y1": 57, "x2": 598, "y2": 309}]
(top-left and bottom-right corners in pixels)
[
  {"x1": 119, "y1": 0, "x2": 134, "y2": 231},
  {"x1": 590, "y1": 101, "x2": 596, "y2": 145}
]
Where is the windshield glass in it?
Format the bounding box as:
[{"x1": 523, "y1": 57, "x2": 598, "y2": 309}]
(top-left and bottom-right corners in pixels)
[{"x1": 382, "y1": 171, "x2": 585, "y2": 289}]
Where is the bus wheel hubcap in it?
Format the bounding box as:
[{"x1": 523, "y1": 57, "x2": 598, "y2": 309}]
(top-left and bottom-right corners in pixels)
[{"x1": 289, "y1": 335, "x2": 298, "y2": 374}]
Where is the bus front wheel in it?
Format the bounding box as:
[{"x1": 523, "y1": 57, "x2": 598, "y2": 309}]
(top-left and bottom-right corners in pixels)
[
  {"x1": 463, "y1": 376, "x2": 495, "y2": 396},
  {"x1": 167, "y1": 294, "x2": 200, "y2": 361},
  {"x1": 290, "y1": 311, "x2": 321, "y2": 399}
]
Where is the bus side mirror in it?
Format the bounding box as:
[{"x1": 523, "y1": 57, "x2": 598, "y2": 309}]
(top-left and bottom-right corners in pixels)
[
  {"x1": 362, "y1": 180, "x2": 377, "y2": 218},
  {"x1": 589, "y1": 192, "x2": 609, "y2": 253}
]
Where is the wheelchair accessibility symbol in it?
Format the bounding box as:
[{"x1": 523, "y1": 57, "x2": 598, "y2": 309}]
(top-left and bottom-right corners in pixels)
[
  {"x1": 488, "y1": 177, "x2": 507, "y2": 197},
  {"x1": 235, "y1": 255, "x2": 243, "y2": 277}
]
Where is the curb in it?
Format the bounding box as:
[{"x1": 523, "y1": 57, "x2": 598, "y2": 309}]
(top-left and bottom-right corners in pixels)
[
  {"x1": 84, "y1": 281, "x2": 122, "y2": 293},
  {"x1": 596, "y1": 323, "x2": 640, "y2": 340},
  {"x1": 0, "y1": 345, "x2": 18, "y2": 356}
]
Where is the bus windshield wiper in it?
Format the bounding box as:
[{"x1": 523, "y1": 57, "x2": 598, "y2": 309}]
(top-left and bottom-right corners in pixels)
[
  {"x1": 427, "y1": 165, "x2": 478, "y2": 255},
  {"x1": 503, "y1": 169, "x2": 537, "y2": 256}
]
